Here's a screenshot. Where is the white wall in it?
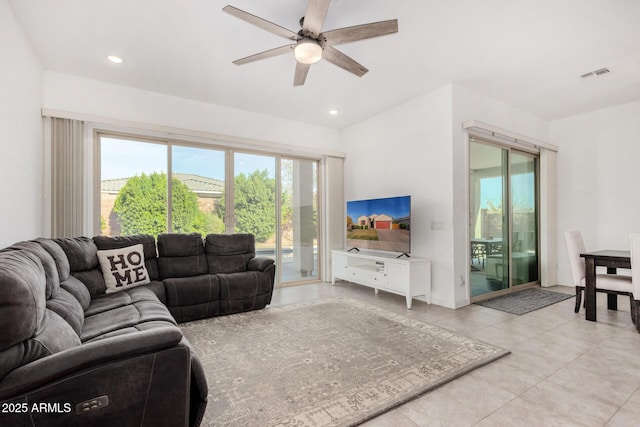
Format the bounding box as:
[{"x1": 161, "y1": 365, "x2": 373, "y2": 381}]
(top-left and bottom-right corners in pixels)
[
  {"x1": 0, "y1": 0, "x2": 43, "y2": 247},
  {"x1": 43, "y1": 72, "x2": 341, "y2": 152},
  {"x1": 342, "y1": 85, "x2": 456, "y2": 307},
  {"x1": 342, "y1": 83, "x2": 550, "y2": 308},
  {"x1": 551, "y1": 100, "x2": 640, "y2": 286}
]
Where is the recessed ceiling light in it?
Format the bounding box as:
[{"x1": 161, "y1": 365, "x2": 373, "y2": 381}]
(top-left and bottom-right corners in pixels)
[
  {"x1": 329, "y1": 109, "x2": 339, "y2": 115},
  {"x1": 107, "y1": 55, "x2": 124, "y2": 64}
]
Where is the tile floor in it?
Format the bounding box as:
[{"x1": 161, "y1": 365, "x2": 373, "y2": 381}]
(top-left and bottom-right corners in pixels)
[{"x1": 270, "y1": 282, "x2": 640, "y2": 427}]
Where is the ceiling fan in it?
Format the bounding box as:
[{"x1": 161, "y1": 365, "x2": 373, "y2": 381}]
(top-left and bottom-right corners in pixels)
[{"x1": 222, "y1": 0, "x2": 398, "y2": 86}]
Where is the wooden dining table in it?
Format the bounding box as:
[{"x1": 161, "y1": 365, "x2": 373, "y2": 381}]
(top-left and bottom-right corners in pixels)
[{"x1": 580, "y1": 250, "x2": 631, "y2": 321}]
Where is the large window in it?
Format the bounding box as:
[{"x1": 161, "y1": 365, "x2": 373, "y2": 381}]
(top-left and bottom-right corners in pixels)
[
  {"x1": 98, "y1": 133, "x2": 320, "y2": 287},
  {"x1": 100, "y1": 137, "x2": 167, "y2": 236},
  {"x1": 171, "y1": 145, "x2": 226, "y2": 235}
]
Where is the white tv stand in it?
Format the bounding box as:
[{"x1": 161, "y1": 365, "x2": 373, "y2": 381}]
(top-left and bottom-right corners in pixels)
[{"x1": 331, "y1": 249, "x2": 431, "y2": 309}]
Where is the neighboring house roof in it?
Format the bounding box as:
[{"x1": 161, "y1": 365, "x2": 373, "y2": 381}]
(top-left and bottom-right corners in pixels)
[
  {"x1": 101, "y1": 173, "x2": 224, "y2": 198},
  {"x1": 370, "y1": 214, "x2": 392, "y2": 221}
]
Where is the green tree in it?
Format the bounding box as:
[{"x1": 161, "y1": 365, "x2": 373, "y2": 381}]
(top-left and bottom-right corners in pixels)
[
  {"x1": 216, "y1": 169, "x2": 276, "y2": 242},
  {"x1": 113, "y1": 172, "x2": 209, "y2": 236}
]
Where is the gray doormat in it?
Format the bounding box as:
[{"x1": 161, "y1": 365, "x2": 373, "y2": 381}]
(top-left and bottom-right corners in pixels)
[
  {"x1": 180, "y1": 296, "x2": 509, "y2": 426},
  {"x1": 475, "y1": 288, "x2": 574, "y2": 315}
]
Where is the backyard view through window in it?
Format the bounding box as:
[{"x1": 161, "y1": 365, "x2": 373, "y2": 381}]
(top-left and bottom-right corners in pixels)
[{"x1": 99, "y1": 135, "x2": 319, "y2": 286}]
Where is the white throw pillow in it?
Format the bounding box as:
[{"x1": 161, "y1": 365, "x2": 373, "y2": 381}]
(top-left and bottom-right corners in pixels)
[{"x1": 97, "y1": 244, "x2": 150, "y2": 293}]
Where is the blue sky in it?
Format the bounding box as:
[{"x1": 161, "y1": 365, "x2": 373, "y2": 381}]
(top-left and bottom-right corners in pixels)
[
  {"x1": 101, "y1": 137, "x2": 275, "y2": 180},
  {"x1": 347, "y1": 196, "x2": 411, "y2": 220},
  {"x1": 481, "y1": 175, "x2": 535, "y2": 209}
]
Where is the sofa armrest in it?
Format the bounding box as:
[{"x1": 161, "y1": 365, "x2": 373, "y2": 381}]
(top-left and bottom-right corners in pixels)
[
  {"x1": 0, "y1": 326, "x2": 183, "y2": 400},
  {"x1": 248, "y1": 256, "x2": 275, "y2": 272}
]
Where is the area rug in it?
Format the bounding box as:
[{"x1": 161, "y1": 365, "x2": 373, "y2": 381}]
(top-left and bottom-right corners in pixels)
[
  {"x1": 475, "y1": 288, "x2": 573, "y2": 315},
  {"x1": 180, "y1": 297, "x2": 509, "y2": 427}
]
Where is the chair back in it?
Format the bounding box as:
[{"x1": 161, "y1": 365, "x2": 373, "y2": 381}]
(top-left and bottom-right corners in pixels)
[
  {"x1": 564, "y1": 230, "x2": 586, "y2": 287},
  {"x1": 630, "y1": 234, "x2": 640, "y2": 299}
]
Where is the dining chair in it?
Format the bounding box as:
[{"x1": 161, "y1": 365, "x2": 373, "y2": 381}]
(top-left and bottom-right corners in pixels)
[
  {"x1": 629, "y1": 234, "x2": 640, "y2": 327},
  {"x1": 563, "y1": 230, "x2": 633, "y2": 313}
]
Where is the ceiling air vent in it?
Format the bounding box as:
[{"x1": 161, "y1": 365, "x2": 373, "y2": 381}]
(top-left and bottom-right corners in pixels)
[{"x1": 580, "y1": 67, "x2": 610, "y2": 79}]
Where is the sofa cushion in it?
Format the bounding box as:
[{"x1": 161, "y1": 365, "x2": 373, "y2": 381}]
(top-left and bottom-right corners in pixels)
[
  {"x1": 0, "y1": 249, "x2": 81, "y2": 379},
  {"x1": 218, "y1": 270, "x2": 273, "y2": 315},
  {"x1": 55, "y1": 236, "x2": 100, "y2": 273},
  {"x1": 97, "y1": 244, "x2": 151, "y2": 293},
  {"x1": 60, "y1": 275, "x2": 91, "y2": 311},
  {"x1": 10, "y1": 241, "x2": 60, "y2": 300},
  {"x1": 163, "y1": 275, "x2": 220, "y2": 322},
  {"x1": 157, "y1": 233, "x2": 208, "y2": 279},
  {"x1": 0, "y1": 250, "x2": 47, "y2": 349},
  {"x1": 0, "y1": 310, "x2": 81, "y2": 380},
  {"x1": 55, "y1": 236, "x2": 107, "y2": 296},
  {"x1": 36, "y1": 238, "x2": 71, "y2": 282},
  {"x1": 81, "y1": 300, "x2": 176, "y2": 342},
  {"x1": 93, "y1": 234, "x2": 160, "y2": 281},
  {"x1": 82, "y1": 320, "x2": 179, "y2": 343},
  {"x1": 46, "y1": 288, "x2": 85, "y2": 335},
  {"x1": 85, "y1": 285, "x2": 165, "y2": 317},
  {"x1": 205, "y1": 233, "x2": 255, "y2": 274}
]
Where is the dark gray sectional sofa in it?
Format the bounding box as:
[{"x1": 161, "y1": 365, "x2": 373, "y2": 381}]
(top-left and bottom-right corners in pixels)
[{"x1": 0, "y1": 232, "x2": 275, "y2": 427}]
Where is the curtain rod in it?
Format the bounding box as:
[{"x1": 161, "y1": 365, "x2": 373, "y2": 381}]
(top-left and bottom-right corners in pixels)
[
  {"x1": 42, "y1": 108, "x2": 346, "y2": 159},
  {"x1": 462, "y1": 120, "x2": 558, "y2": 152}
]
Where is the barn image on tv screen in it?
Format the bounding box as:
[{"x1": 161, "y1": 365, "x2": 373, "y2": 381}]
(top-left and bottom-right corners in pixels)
[{"x1": 346, "y1": 196, "x2": 411, "y2": 254}]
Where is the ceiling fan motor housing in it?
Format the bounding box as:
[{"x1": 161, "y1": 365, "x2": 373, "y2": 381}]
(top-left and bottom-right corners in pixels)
[{"x1": 295, "y1": 36, "x2": 323, "y2": 64}]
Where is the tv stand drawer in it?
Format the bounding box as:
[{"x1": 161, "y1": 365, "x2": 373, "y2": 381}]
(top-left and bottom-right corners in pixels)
[{"x1": 347, "y1": 267, "x2": 387, "y2": 287}]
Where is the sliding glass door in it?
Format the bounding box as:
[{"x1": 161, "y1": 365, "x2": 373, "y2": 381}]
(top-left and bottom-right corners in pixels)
[
  {"x1": 469, "y1": 139, "x2": 539, "y2": 299},
  {"x1": 510, "y1": 152, "x2": 538, "y2": 286},
  {"x1": 233, "y1": 152, "x2": 277, "y2": 265},
  {"x1": 99, "y1": 134, "x2": 321, "y2": 288}
]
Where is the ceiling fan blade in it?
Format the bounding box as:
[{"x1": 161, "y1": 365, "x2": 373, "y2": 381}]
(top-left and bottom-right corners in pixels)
[
  {"x1": 223, "y1": 5, "x2": 299, "y2": 41},
  {"x1": 232, "y1": 44, "x2": 295, "y2": 65},
  {"x1": 294, "y1": 62, "x2": 311, "y2": 86},
  {"x1": 320, "y1": 19, "x2": 398, "y2": 47},
  {"x1": 322, "y1": 46, "x2": 368, "y2": 77},
  {"x1": 302, "y1": 0, "x2": 331, "y2": 38}
]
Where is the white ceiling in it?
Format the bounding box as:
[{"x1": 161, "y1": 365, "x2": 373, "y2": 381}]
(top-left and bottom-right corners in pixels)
[{"x1": 9, "y1": 0, "x2": 640, "y2": 129}]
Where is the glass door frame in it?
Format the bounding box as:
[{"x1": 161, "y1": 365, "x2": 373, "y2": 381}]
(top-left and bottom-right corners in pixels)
[
  {"x1": 469, "y1": 136, "x2": 541, "y2": 303},
  {"x1": 228, "y1": 148, "x2": 321, "y2": 287},
  {"x1": 509, "y1": 149, "x2": 540, "y2": 289}
]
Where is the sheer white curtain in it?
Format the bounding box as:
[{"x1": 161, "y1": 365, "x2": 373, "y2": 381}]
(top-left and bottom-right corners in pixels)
[
  {"x1": 323, "y1": 155, "x2": 345, "y2": 281},
  {"x1": 50, "y1": 117, "x2": 85, "y2": 238}
]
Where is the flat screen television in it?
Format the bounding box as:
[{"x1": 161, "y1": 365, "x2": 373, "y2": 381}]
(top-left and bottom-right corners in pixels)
[{"x1": 346, "y1": 195, "x2": 411, "y2": 256}]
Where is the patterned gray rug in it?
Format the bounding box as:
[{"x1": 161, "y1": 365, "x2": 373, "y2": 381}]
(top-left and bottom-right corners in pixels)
[
  {"x1": 475, "y1": 288, "x2": 573, "y2": 315},
  {"x1": 180, "y1": 297, "x2": 509, "y2": 427}
]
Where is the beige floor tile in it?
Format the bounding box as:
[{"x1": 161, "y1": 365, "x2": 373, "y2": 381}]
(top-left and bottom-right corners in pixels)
[
  {"x1": 605, "y1": 407, "x2": 640, "y2": 427},
  {"x1": 360, "y1": 409, "x2": 420, "y2": 427},
  {"x1": 469, "y1": 358, "x2": 540, "y2": 396},
  {"x1": 465, "y1": 324, "x2": 532, "y2": 348},
  {"x1": 397, "y1": 374, "x2": 516, "y2": 427},
  {"x1": 518, "y1": 380, "x2": 620, "y2": 427},
  {"x1": 475, "y1": 396, "x2": 586, "y2": 427}
]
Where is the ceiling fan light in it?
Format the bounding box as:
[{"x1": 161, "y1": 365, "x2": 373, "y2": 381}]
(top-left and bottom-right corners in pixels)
[{"x1": 294, "y1": 39, "x2": 322, "y2": 64}]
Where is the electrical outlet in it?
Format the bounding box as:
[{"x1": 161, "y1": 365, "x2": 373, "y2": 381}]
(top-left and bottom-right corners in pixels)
[{"x1": 430, "y1": 221, "x2": 445, "y2": 231}]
